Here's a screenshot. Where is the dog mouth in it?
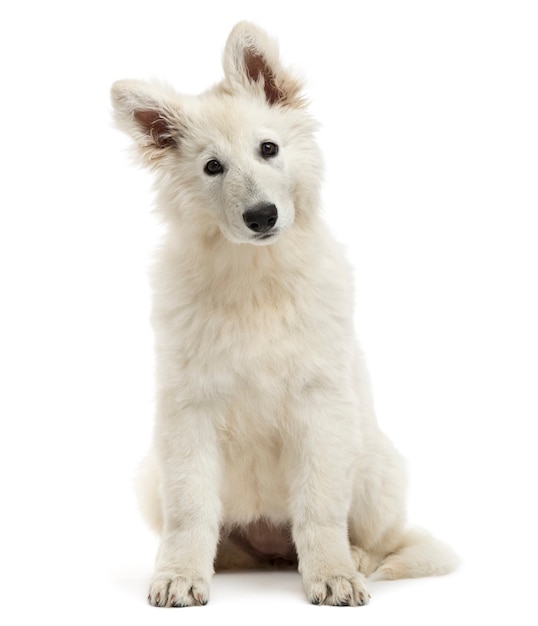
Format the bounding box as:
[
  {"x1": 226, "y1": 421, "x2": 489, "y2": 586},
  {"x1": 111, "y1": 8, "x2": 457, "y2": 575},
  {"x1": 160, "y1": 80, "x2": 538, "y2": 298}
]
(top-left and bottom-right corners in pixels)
[{"x1": 252, "y1": 230, "x2": 280, "y2": 244}]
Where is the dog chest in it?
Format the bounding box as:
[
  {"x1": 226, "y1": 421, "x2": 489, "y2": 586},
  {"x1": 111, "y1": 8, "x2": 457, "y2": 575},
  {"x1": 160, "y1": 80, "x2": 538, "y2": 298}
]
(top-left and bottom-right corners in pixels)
[{"x1": 154, "y1": 276, "x2": 332, "y2": 397}]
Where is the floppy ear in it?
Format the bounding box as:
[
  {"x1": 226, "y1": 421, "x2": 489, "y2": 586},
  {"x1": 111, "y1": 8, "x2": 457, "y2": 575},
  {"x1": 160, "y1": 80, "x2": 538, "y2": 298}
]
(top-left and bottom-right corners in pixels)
[
  {"x1": 111, "y1": 79, "x2": 182, "y2": 165},
  {"x1": 222, "y1": 22, "x2": 305, "y2": 108}
]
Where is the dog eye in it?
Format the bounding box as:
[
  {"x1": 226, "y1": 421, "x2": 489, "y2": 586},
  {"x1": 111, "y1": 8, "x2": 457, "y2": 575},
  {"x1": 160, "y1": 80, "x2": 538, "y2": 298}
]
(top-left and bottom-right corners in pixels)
[
  {"x1": 260, "y1": 142, "x2": 279, "y2": 158},
  {"x1": 204, "y1": 159, "x2": 224, "y2": 175}
]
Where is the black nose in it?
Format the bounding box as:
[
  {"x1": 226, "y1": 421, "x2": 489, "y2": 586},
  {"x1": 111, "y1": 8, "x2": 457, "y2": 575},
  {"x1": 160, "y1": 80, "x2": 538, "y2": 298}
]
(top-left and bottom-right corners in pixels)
[{"x1": 242, "y1": 203, "x2": 278, "y2": 233}]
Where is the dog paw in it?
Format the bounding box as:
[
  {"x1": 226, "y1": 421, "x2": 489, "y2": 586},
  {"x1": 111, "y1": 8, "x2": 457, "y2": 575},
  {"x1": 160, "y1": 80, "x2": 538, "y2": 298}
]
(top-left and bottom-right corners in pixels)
[
  {"x1": 148, "y1": 574, "x2": 209, "y2": 607},
  {"x1": 305, "y1": 573, "x2": 370, "y2": 606}
]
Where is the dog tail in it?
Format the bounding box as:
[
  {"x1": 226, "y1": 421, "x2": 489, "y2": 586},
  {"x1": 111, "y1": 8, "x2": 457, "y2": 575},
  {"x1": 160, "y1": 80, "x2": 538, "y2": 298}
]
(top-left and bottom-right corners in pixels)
[{"x1": 370, "y1": 528, "x2": 459, "y2": 581}]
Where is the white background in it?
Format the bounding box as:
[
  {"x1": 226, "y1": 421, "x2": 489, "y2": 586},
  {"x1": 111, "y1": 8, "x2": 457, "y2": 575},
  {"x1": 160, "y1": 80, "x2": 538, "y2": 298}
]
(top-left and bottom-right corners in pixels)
[{"x1": 1, "y1": 1, "x2": 537, "y2": 624}]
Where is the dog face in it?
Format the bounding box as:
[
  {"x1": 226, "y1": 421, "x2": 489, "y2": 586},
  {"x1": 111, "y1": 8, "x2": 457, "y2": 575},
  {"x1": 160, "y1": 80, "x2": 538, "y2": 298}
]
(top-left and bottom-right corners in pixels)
[
  {"x1": 111, "y1": 23, "x2": 321, "y2": 245},
  {"x1": 188, "y1": 101, "x2": 292, "y2": 246}
]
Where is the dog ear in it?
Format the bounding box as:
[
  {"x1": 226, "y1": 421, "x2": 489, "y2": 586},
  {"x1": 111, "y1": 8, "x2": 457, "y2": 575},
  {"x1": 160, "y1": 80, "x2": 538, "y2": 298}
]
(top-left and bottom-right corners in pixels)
[
  {"x1": 111, "y1": 80, "x2": 182, "y2": 165},
  {"x1": 222, "y1": 22, "x2": 305, "y2": 108}
]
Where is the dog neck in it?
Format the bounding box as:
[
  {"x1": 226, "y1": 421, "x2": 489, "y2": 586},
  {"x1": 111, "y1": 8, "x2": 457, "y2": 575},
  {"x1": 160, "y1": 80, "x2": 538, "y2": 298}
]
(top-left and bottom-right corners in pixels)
[{"x1": 160, "y1": 214, "x2": 324, "y2": 309}]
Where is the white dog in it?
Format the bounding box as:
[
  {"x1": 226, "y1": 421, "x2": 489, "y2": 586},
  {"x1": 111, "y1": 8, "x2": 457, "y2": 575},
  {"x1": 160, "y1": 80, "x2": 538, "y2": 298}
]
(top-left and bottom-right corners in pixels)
[{"x1": 111, "y1": 22, "x2": 457, "y2": 607}]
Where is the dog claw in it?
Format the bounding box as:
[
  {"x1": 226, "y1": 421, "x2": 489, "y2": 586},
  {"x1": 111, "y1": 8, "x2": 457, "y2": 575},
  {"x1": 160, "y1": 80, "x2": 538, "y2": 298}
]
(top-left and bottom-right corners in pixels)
[
  {"x1": 148, "y1": 575, "x2": 210, "y2": 608},
  {"x1": 306, "y1": 574, "x2": 370, "y2": 607}
]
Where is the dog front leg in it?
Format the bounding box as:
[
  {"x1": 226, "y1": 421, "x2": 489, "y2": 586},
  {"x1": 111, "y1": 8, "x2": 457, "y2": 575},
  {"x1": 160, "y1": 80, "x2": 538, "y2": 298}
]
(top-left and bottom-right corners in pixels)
[
  {"x1": 148, "y1": 394, "x2": 222, "y2": 608},
  {"x1": 288, "y1": 393, "x2": 370, "y2": 607}
]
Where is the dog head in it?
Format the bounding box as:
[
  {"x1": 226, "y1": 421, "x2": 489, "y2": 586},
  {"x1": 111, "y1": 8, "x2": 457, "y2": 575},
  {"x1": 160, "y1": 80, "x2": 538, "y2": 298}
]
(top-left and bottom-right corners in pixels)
[{"x1": 111, "y1": 22, "x2": 321, "y2": 246}]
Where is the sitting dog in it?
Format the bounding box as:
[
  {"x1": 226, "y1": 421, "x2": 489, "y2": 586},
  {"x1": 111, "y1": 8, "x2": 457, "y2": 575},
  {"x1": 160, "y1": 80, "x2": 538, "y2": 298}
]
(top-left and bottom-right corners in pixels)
[{"x1": 111, "y1": 21, "x2": 457, "y2": 607}]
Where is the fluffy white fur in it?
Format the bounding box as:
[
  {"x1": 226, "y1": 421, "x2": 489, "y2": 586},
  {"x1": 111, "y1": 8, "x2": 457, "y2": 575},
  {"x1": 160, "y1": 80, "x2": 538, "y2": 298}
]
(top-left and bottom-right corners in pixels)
[{"x1": 111, "y1": 22, "x2": 458, "y2": 608}]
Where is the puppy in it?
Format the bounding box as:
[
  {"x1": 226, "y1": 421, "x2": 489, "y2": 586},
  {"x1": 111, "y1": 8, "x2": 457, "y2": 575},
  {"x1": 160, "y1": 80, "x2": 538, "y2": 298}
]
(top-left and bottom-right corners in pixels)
[{"x1": 111, "y1": 21, "x2": 457, "y2": 607}]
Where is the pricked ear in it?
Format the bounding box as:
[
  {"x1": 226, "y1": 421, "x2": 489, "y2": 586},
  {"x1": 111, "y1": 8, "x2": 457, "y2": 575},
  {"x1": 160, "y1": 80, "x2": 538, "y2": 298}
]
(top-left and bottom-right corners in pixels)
[
  {"x1": 132, "y1": 109, "x2": 176, "y2": 148},
  {"x1": 111, "y1": 79, "x2": 182, "y2": 165},
  {"x1": 222, "y1": 22, "x2": 305, "y2": 108}
]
